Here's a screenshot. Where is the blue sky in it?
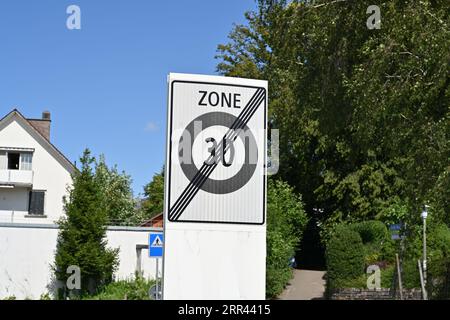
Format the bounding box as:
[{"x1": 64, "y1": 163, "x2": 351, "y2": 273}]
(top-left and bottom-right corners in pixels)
[{"x1": 0, "y1": 0, "x2": 257, "y2": 196}]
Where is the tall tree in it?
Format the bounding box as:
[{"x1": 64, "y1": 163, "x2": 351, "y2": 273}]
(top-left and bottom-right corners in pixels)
[
  {"x1": 95, "y1": 155, "x2": 137, "y2": 226},
  {"x1": 53, "y1": 149, "x2": 119, "y2": 298},
  {"x1": 217, "y1": 0, "x2": 449, "y2": 241},
  {"x1": 140, "y1": 167, "x2": 165, "y2": 221}
]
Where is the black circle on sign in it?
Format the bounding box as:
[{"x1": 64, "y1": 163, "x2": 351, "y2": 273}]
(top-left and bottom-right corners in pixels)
[{"x1": 179, "y1": 112, "x2": 258, "y2": 195}]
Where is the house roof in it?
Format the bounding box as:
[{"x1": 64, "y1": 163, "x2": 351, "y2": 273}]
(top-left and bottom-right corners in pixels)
[
  {"x1": 0, "y1": 109, "x2": 76, "y2": 173},
  {"x1": 140, "y1": 212, "x2": 163, "y2": 227}
]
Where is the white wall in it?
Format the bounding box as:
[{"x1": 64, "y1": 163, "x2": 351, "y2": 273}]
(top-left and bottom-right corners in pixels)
[
  {"x1": 0, "y1": 224, "x2": 162, "y2": 300},
  {"x1": 0, "y1": 115, "x2": 73, "y2": 224}
]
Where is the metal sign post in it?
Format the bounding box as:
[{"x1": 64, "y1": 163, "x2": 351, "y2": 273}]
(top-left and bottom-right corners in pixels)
[
  {"x1": 163, "y1": 73, "x2": 268, "y2": 300},
  {"x1": 421, "y1": 206, "x2": 429, "y2": 288},
  {"x1": 155, "y1": 258, "x2": 159, "y2": 300},
  {"x1": 395, "y1": 254, "x2": 403, "y2": 300},
  {"x1": 418, "y1": 259, "x2": 428, "y2": 300}
]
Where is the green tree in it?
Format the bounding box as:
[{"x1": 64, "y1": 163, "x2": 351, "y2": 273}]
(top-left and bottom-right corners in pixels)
[
  {"x1": 217, "y1": 0, "x2": 449, "y2": 242},
  {"x1": 53, "y1": 149, "x2": 119, "y2": 298},
  {"x1": 140, "y1": 167, "x2": 165, "y2": 220},
  {"x1": 94, "y1": 155, "x2": 137, "y2": 226}
]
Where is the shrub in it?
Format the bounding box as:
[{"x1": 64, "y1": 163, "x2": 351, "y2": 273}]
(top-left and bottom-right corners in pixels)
[
  {"x1": 266, "y1": 230, "x2": 295, "y2": 298},
  {"x1": 403, "y1": 222, "x2": 450, "y2": 298},
  {"x1": 350, "y1": 220, "x2": 394, "y2": 264},
  {"x1": 426, "y1": 224, "x2": 450, "y2": 298},
  {"x1": 84, "y1": 277, "x2": 155, "y2": 300},
  {"x1": 380, "y1": 265, "x2": 396, "y2": 288},
  {"x1": 326, "y1": 224, "x2": 365, "y2": 291},
  {"x1": 380, "y1": 237, "x2": 397, "y2": 263},
  {"x1": 350, "y1": 221, "x2": 389, "y2": 246},
  {"x1": 266, "y1": 179, "x2": 308, "y2": 298},
  {"x1": 401, "y1": 259, "x2": 421, "y2": 289},
  {"x1": 39, "y1": 293, "x2": 52, "y2": 300}
]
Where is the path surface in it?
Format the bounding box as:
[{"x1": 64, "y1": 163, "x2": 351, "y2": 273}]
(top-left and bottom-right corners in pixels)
[{"x1": 278, "y1": 269, "x2": 326, "y2": 300}]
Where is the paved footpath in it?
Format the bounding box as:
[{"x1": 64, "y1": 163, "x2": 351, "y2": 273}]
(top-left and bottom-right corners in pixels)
[{"x1": 278, "y1": 269, "x2": 326, "y2": 300}]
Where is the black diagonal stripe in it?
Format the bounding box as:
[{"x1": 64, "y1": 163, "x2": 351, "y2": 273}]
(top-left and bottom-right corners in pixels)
[
  {"x1": 170, "y1": 90, "x2": 265, "y2": 222},
  {"x1": 170, "y1": 91, "x2": 265, "y2": 221},
  {"x1": 168, "y1": 88, "x2": 264, "y2": 220},
  {"x1": 169, "y1": 88, "x2": 265, "y2": 221},
  {"x1": 215, "y1": 90, "x2": 265, "y2": 160},
  {"x1": 170, "y1": 165, "x2": 216, "y2": 221}
]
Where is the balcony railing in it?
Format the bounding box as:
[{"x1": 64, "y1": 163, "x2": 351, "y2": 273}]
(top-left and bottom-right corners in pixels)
[{"x1": 0, "y1": 170, "x2": 34, "y2": 186}]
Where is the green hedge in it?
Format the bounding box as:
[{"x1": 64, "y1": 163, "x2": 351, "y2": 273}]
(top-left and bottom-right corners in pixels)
[
  {"x1": 266, "y1": 179, "x2": 308, "y2": 298},
  {"x1": 266, "y1": 231, "x2": 295, "y2": 297},
  {"x1": 350, "y1": 220, "x2": 395, "y2": 264},
  {"x1": 326, "y1": 224, "x2": 365, "y2": 291},
  {"x1": 350, "y1": 221, "x2": 389, "y2": 246}
]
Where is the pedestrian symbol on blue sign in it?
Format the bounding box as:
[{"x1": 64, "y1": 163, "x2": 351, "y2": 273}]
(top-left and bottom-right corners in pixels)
[{"x1": 149, "y1": 233, "x2": 164, "y2": 258}]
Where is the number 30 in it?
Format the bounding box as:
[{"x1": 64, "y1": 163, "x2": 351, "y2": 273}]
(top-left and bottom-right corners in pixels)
[{"x1": 204, "y1": 137, "x2": 235, "y2": 167}]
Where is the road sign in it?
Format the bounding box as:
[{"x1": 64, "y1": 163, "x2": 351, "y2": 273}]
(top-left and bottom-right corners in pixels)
[
  {"x1": 163, "y1": 73, "x2": 267, "y2": 300},
  {"x1": 166, "y1": 75, "x2": 266, "y2": 224},
  {"x1": 149, "y1": 232, "x2": 164, "y2": 258},
  {"x1": 389, "y1": 224, "x2": 402, "y2": 231},
  {"x1": 389, "y1": 223, "x2": 404, "y2": 240}
]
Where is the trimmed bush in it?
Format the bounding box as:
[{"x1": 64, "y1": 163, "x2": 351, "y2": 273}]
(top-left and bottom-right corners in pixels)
[
  {"x1": 350, "y1": 220, "x2": 394, "y2": 264},
  {"x1": 326, "y1": 224, "x2": 365, "y2": 291},
  {"x1": 350, "y1": 221, "x2": 389, "y2": 246}
]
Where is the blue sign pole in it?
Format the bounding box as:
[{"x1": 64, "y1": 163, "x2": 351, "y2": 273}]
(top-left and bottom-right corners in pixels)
[{"x1": 149, "y1": 232, "x2": 164, "y2": 300}]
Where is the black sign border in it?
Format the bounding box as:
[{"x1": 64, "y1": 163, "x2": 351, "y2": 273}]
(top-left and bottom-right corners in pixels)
[{"x1": 167, "y1": 80, "x2": 267, "y2": 225}]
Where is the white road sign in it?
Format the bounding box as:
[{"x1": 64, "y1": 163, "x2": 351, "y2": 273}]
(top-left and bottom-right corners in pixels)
[
  {"x1": 163, "y1": 73, "x2": 268, "y2": 300},
  {"x1": 166, "y1": 74, "x2": 266, "y2": 224}
]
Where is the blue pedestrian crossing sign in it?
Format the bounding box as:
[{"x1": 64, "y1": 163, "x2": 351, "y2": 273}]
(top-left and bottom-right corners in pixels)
[{"x1": 149, "y1": 233, "x2": 164, "y2": 258}]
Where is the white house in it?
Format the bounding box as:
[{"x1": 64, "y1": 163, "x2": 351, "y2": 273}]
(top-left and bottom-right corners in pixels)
[{"x1": 0, "y1": 109, "x2": 74, "y2": 224}]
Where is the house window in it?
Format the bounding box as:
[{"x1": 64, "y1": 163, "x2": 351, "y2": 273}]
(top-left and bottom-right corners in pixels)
[
  {"x1": 7, "y1": 152, "x2": 20, "y2": 170},
  {"x1": 20, "y1": 153, "x2": 33, "y2": 171},
  {"x1": 29, "y1": 191, "x2": 46, "y2": 215}
]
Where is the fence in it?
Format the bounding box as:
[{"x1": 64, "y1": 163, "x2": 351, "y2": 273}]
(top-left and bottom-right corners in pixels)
[{"x1": 0, "y1": 223, "x2": 162, "y2": 299}]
